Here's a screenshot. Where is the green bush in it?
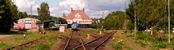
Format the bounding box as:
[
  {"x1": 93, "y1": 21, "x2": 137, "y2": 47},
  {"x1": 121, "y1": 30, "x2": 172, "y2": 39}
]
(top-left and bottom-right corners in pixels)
[
  {"x1": 136, "y1": 32, "x2": 145, "y2": 40},
  {"x1": 103, "y1": 11, "x2": 126, "y2": 30},
  {"x1": 89, "y1": 23, "x2": 97, "y2": 28},
  {"x1": 169, "y1": 43, "x2": 174, "y2": 48}
]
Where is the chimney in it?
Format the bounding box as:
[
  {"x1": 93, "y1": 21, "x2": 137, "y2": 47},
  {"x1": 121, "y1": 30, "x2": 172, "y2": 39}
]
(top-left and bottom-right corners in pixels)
[
  {"x1": 71, "y1": 8, "x2": 73, "y2": 12},
  {"x1": 62, "y1": 13, "x2": 66, "y2": 17},
  {"x1": 82, "y1": 8, "x2": 85, "y2": 11}
]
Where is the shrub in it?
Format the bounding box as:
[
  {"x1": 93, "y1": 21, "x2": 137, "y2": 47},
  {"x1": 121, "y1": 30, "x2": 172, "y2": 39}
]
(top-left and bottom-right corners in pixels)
[{"x1": 169, "y1": 43, "x2": 174, "y2": 48}]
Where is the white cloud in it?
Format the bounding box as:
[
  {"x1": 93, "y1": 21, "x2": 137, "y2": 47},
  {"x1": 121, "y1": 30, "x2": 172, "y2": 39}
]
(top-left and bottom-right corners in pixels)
[
  {"x1": 59, "y1": 0, "x2": 87, "y2": 10},
  {"x1": 13, "y1": 0, "x2": 39, "y2": 15},
  {"x1": 13, "y1": 0, "x2": 130, "y2": 18}
]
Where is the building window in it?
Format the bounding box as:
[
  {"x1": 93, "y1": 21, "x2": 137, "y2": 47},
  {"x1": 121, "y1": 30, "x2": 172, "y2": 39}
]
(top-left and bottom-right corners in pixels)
[{"x1": 74, "y1": 13, "x2": 81, "y2": 20}]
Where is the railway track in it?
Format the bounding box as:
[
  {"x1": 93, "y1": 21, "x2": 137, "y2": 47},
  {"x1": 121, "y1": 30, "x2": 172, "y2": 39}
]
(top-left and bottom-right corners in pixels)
[
  {"x1": 6, "y1": 36, "x2": 45, "y2": 50},
  {"x1": 63, "y1": 31, "x2": 114, "y2": 50},
  {"x1": 72, "y1": 32, "x2": 114, "y2": 50},
  {"x1": 64, "y1": 31, "x2": 86, "y2": 50}
]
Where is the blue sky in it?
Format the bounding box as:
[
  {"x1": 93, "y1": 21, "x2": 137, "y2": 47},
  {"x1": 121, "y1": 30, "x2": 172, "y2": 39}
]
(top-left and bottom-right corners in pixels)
[{"x1": 13, "y1": 0, "x2": 130, "y2": 18}]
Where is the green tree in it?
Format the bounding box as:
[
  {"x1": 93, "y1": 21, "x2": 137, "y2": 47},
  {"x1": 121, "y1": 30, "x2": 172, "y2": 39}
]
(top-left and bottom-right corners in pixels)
[
  {"x1": 13, "y1": 12, "x2": 28, "y2": 22},
  {"x1": 104, "y1": 11, "x2": 127, "y2": 30},
  {"x1": 126, "y1": 0, "x2": 174, "y2": 31},
  {"x1": 37, "y1": 2, "x2": 51, "y2": 22},
  {"x1": 51, "y1": 17, "x2": 67, "y2": 24},
  {"x1": 0, "y1": 0, "x2": 18, "y2": 32}
]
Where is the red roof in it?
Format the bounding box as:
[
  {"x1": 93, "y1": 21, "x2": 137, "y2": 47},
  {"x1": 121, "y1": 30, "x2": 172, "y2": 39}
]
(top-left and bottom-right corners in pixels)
[{"x1": 65, "y1": 8, "x2": 91, "y2": 20}]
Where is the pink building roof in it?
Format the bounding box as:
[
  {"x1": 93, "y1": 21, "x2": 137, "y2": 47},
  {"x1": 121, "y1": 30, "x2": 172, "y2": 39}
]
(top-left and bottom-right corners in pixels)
[{"x1": 64, "y1": 8, "x2": 91, "y2": 20}]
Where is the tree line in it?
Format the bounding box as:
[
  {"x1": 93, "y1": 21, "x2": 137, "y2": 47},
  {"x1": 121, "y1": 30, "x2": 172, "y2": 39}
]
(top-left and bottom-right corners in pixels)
[
  {"x1": 0, "y1": 0, "x2": 66, "y2": 33},
  {"x1": 104, "y1": 0, "x2": 174, "y2": 31},
  {"x1": 0, "y1": 0, "x2": 28, "y2": 32}
]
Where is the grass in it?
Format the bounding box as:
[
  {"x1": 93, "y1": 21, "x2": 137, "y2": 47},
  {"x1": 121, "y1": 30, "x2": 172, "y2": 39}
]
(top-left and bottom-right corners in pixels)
[
  {"x1": 0, "y1": 42, "x2": 15, "y2": 50},
  {"x1": 0, "y1": 32, "x2": 44, "y2": 49},
  {"x1": 135, "y1": 32, "x2": 166, "y2": 42},
  {"x1": 35, "y1": 43, "x2": 50, "y2": 50},
  {"x1": 78, "y1": 31, "x2": 86, "y2": 36},
  {"x1": 29, "y1": 31, "x2": 60, "y2": 50},
  {"x1": 10, "y1": 32, "x2": 44, "y2": 41},
  {"x1": 112, "y1": 41, "x2": 124, "y2": 50},
  {"x1": 134, "y1": 31, "x2": 174, "y2": 49},
  {"x1": 169, "y1": 43, "x2": 174, "y2": 48},
  {"x1": 112, "y1": 43, "x2": 123, "y2": 50},
  {"x1": 135, "y1": 40, "x2": 147, "y2": 47}
]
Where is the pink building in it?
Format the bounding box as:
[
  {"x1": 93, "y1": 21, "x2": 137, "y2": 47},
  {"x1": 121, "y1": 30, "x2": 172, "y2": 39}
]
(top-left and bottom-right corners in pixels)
[
  {"x1": 13, "y1": 18, "x2": 39, "y2": 29},
  {"x1": 64, "y1": 8, "x2": 92, "y2": 24}
]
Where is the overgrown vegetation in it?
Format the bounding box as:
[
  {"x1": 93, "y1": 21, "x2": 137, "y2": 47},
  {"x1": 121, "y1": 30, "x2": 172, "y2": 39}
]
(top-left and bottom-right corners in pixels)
[
  {"x1": 126, "y1": 0, "x2": 174, "y2": 31},
  {"x1": 134, "y1": 31, "x2": 174, "y2": 49},
  {"x1": 103, "y1": 11, "x2": 128, "y2": 30},
  {"x1": 30, "y1": 31, "x2": 60, "y2": 50}
]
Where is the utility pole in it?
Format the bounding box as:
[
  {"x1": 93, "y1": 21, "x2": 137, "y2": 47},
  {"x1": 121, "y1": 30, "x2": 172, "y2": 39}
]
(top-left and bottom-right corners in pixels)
[
  {"x1": 168, "y1": 0, "x2": 171, "y2": 44},
  {"x1": 133, "y1": 0, "x2": 137, "y2": 34},
  {"x1": 30, "y1": 4, "x2": 33, "y2": 17},
  {"x1": 123, "y1": 0, "x2": 128, "y2": 30}
]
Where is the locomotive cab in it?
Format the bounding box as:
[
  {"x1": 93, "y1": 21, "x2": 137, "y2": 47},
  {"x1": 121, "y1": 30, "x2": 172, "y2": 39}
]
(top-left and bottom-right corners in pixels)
[{"x1": 71, "y1": 22, "x2": 79, "y2": 31}]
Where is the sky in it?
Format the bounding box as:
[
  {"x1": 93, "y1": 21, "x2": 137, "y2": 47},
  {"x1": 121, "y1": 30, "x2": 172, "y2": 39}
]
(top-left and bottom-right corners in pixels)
[{"x1": 13, "y1": 0, "x2": 130, "y2": 18}]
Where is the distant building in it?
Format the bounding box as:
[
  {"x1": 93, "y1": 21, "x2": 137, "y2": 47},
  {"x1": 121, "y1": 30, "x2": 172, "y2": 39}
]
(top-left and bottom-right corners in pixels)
[
  {"x1": 64, "y1": 8, "x2": 92, "y2": 24},
  {"x1": 13, "y1": 18, "x2": 39, "y2": 30}
]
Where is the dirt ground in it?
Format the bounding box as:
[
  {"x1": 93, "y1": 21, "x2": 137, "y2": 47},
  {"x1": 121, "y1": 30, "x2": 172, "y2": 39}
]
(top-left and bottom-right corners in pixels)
[{"x1": 0, "y1": 35, "x2": 12, "y2": 40}]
